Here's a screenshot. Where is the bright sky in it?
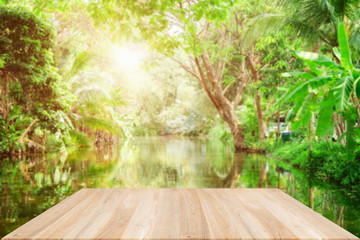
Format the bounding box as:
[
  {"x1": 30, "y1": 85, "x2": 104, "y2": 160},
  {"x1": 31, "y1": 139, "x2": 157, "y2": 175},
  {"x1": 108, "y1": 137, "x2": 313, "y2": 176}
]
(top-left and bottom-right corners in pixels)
[
  {"x1": 111, "y1": 43, "x2": 146, "y2": 71},
  {"x1": 109, "y1": 42, "x2": 153, "y2": 103}
]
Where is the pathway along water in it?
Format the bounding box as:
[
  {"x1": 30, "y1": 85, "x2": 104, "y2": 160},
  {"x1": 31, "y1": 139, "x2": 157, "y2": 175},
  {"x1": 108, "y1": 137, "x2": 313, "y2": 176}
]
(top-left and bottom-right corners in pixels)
[{"x1": 0, "y1": 136, "x2": 359, "y2": 237}]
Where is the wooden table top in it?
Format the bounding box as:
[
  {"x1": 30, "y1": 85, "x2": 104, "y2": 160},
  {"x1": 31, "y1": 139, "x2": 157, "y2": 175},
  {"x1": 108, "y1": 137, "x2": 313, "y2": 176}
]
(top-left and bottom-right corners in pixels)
[{"x1": 3, "y1": 188, "x2": 358, "y2": 240}]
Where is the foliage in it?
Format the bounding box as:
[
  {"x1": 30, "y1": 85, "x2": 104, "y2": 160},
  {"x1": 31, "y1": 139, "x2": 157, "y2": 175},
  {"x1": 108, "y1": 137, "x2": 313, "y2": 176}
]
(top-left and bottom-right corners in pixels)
[
  {"x1": 132, "y1": 54, "x2": 214, "y2": 136},
  {"x1": 68, "y1": 129, "x2": 90, "y2": 147},
  {"x1": 0, "y1": 0, "x2": 359, "y2": 208},
  {"x1": 272, "y1": 140, "x2": 360, "y2": 191},
  {"x1": 0, "y1": 6, "x2": 72, "y2": 154},
  {"x1": 0, "y1": 6, "x2": 70, "y2": 116},
  {"x1": 253, "y1": 33, "x2": 305, "y2": 93},
  {"x1": 89, "y1": 0, "x2": 287, "y2": 150},
  {"x1": 208, "y1": 116, "x2": 233, "y2": 143},
  {"x1": 242, "y1": 32, "x2": 305, "y2": 142},
  {"x1": 279, "y1": 0, "x2": 360, "y2": 50},
  {"x1": 277, "y1": 22, "x2": 360, "y2": 160},
  {"x1": 0, "y1": 106, "x2": 30, "y2": 153}
]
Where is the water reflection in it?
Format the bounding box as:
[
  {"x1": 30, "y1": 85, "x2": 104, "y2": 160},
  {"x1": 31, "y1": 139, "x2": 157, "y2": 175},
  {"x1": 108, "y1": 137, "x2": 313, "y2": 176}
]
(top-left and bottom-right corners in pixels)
[{"x1": 0, "y1": 136, "x2": 359, "y2": 237}]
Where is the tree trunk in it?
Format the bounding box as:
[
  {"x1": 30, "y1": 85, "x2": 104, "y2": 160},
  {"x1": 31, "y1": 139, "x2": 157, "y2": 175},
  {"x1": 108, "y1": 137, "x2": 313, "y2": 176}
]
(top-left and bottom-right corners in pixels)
[
  {"x1": 172, "y1": 50, "x2": 250, "y2": 152},
  {"x1": 230, "y1": 121, "x2": 246, "y2": 151},
  {"x1": 254, "y1": 91, "x2": 277, "y2": 141},
  {"x1": 216, "y1": 100, "x2": 246, "y2": 151},
  {"x1": 254, "y1": 91, "x2": 266, "y2": 140}
]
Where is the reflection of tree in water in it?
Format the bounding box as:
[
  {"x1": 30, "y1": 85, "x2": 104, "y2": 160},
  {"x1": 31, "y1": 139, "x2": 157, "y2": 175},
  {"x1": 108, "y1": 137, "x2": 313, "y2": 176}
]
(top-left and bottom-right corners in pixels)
[
  {"x1": 206, "y1": 152, "x2": 246, "y2": 188},
  {"x1": 284, "y1": 170, "x2": 352, "y2": 229},
  {"x1": 218, "y1": 152, "x2": 246, "y2": 188},
  {"x1": 1, "y1": 137, "x2": 360, "y2": 238},
  {"x1": 0, "y1": 153, "x2": 73, "y2": 237},
  {"x1": 257, "y1": 163, "x2": 267, "y2": 188}
]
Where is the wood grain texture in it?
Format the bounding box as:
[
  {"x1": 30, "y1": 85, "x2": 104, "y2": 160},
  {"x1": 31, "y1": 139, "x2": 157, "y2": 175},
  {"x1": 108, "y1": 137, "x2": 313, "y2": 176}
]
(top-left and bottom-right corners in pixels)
[{"x1": 2, "y1": 188, "x2": 358, "y2": 240}]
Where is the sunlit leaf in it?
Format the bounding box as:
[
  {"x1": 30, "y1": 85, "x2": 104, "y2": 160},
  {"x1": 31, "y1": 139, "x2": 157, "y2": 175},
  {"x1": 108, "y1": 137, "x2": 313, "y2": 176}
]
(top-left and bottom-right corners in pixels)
[
  {"x1": 316, "y1": 95, "x2": 335, "y2": 137},
  {"x1": 296, "y1": 51, "x2": 339, "y2": 69},
  {"x1": 337, "y1": 22, "x2": 352, "y2": 70},
  {"x1": 333, "y1": 76, "x2": 354, "y2": 111}
]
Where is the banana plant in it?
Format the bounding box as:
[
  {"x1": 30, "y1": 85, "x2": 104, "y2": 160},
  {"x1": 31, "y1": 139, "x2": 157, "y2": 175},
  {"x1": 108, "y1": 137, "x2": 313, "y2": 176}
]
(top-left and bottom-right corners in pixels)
[{"x1": 277, "y1": 22, "x2": 360, "y2": 160}]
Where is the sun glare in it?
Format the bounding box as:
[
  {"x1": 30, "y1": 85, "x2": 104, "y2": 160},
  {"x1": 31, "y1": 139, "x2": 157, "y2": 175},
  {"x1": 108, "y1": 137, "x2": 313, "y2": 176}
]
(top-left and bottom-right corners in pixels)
[{"x1": 112, "y1": 45, "x2": 144, "y2": 70}]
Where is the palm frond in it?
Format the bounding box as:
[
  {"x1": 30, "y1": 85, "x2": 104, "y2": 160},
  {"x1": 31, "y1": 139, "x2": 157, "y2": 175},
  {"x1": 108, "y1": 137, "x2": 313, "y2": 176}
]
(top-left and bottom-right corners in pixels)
[
  {"x1": 66, "y1": 51, "x2": 93, "y2": 79},
  {"x1": 280, "y1": 0, "x2": 336, "y2": 24},
  {"x1": 80, "y1": 115, "x2": 123, "y2": 135},
  {"x1": 69, "y1": 129, "x2": 91, "y2": 147},
  {"x1": 241, "y1": 13, "x2": 283, "y2": 48},
  {"x1": 58, "y1": 110, "x2": 74, "y2": 129},
  {"x1": 283, "y1": 18, "x2": 325, "y2": 44},
  {"x1": 71, "y1": 72, "x2": 114, "y2": 91},
  {"x1": 349, "y1": 27, "x2": 360, "y2": 52},
  {"x1": 331, "y1": 0, "x2": 356, "y2": 20},
  {"x1": 109, "y1": 87, "x2": 126, "y2": 106},
  {"x1": 75, "y1": 85, "x2": 112, "y2": 105},
  {"x1": 277, "y1": 0, "x2": 354, "y2": 46}
]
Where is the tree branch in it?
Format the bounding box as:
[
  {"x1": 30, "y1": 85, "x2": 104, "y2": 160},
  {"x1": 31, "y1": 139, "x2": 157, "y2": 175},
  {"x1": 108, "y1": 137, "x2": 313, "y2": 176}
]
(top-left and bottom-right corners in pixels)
[
  {"x1": 245, "y1": 54, "x2": 259, "y2": 82},
  {"x1": 170, "y1": 57, "x2": 201, "y2": 80},
  {"x1": 194, "y1": 57, "x2": 219, "y2": 109},
  {"x1": 232, "y1": 61, "x2": 248, "y2": 107},
  {"x1": 201, "y1": 51, "x2": 217, "y2": 89},
  {"x1": 266, "y1": 111, "x2": 280, "y2": 125},
  {"x1": 18, "y1": 119, "x2": 37, "y2": 144},
  {"x1": 223, "y1": 81, "x2": 234, "y2": 95},
  {"x1": 263, "y1": 98, "x2": 275, "y2": 116}
]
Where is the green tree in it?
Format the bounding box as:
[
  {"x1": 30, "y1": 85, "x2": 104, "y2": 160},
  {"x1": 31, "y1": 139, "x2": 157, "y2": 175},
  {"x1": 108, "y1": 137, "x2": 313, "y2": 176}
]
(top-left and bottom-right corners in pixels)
[
  {"x1": 132, "y1": 54, "x2": 214, "y2": 136},
  {"x1": 242, "y1": 33, "x2": 304, "y2": 141},
  {"x1": 278, "y1": 22, "x2": 360, "y2": 160},
  {"x1": 0, "y1": 6, "x2": 71, "y2": 154},
  {"x1": 279, "y1": 0, "x2": 360, "y2": 54},
  {"x1": 68, "y1": 71, "x2": 129, "y2": 146},
  {"x1": 88, "y1": 0, "x2": 283, "y2": 151}
]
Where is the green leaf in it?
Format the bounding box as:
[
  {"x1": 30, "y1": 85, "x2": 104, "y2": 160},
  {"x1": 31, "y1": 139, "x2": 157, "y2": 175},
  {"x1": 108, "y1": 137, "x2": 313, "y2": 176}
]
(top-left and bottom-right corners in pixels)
[
  {"x1": 278, "y1": 74, "x2": 331, "y2": 107},
  {"x1": 332, "y1": 47, "x2": 341, "y2": 60},
  {"x1": 308, "y1": 75, "x2": 332, "y2": 89},
  {"x1": 281, "y1": 71, "x2": 303, "y2": 77},
  {"x1": 345, "y1": 110, "x2": 356, "y2": 161},
  {"x1": 337, "y1": 22, "x2": 352, "y2": 70},
  {"x1": 304, "y1": 60, "x2": 322, "y2": 75},
  {"x1": 275, "y1": 81, "x2": 306, "y2": 106},
  {"x1": 296, "y1": 51, "x2": 339, "y2": 69},
  {"x1": 354, "y1": 76, "x2": 360, "y2": 98},
  {"x1": 286, "y1": 100, "x2": 302, "y2": 122},
  {"x1": 316, "y1": 95, "x2": 335, "y2": 137},
  {"x1": 291, "y1": 93, "x2": 314, "y2": 130},
  {"x1": 241, "y1": 13, "x2": 283, "y2": 48},
  {"x1": 332, "y1": 76, "x2": 354, "y2": 111},
  {"x1": 281, "y1": 71, "x2": 317, "y2": 80},
  {"x1": 58, "y1": 111, "x2": 74, "y2": 129}
]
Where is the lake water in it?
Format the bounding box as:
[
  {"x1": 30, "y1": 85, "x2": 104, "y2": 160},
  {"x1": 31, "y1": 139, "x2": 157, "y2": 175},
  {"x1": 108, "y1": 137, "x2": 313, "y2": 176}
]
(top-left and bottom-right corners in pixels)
[{"x1": 1, "y1": 136, "x2": 359, "y2": 237}]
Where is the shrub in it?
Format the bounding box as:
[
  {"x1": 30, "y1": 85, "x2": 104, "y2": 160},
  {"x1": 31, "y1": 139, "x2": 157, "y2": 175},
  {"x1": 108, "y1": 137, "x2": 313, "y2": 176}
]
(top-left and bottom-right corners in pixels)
[{"x1": 272, "y1": 140, "x2": 360, "y2": 190}]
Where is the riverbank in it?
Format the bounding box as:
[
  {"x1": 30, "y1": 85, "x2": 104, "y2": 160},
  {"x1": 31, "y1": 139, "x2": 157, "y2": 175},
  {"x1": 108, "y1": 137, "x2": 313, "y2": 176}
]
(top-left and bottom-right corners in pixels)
[
  {"x1": 269, "y1": 140, "x2": 360, "y2": 192},
  {"x1": 1, "y1": 137, "x2": 359, "y2": 237}
]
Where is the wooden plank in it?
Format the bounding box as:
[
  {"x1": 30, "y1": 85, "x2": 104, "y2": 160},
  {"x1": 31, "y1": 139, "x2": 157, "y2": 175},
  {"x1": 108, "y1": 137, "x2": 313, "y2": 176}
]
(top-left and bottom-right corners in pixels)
[{"x1": 2, "y1": 188, "x2": 358, "y2": 240}]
